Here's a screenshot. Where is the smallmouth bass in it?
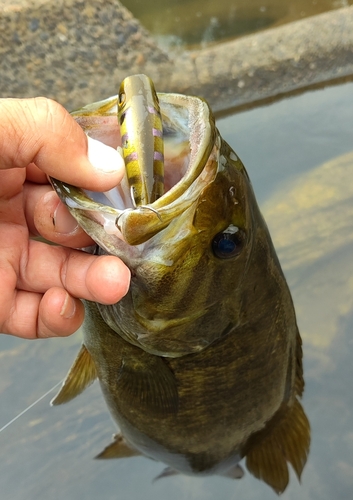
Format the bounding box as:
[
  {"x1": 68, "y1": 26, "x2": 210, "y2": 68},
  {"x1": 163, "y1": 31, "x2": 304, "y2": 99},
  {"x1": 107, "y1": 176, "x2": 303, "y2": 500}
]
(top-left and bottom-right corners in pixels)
[{"x1": 50, "y1": 74, "x2": 310, "y2": 494}]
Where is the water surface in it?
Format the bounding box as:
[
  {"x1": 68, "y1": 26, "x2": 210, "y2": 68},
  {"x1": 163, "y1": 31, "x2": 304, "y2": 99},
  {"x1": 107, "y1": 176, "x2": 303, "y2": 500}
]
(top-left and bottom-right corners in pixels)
[
  {"x1": 0, "y1": 82, "x2": 352, "y2": 499},
  {"x1": 122, "y1": 0, "x2": 353, "y2": 49}
]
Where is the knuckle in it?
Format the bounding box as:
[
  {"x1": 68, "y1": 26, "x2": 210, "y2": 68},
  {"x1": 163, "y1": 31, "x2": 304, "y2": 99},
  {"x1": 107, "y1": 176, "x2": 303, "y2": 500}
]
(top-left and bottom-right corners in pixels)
[{"x1": 30, "y1": 97, "x2": 67, "y2": 137}]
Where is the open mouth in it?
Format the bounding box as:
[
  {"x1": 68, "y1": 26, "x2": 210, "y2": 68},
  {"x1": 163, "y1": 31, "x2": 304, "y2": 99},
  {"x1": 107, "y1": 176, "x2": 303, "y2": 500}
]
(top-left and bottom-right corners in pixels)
[{"x1": 51, "y1": 92, "x2": 219, "y2": 248}]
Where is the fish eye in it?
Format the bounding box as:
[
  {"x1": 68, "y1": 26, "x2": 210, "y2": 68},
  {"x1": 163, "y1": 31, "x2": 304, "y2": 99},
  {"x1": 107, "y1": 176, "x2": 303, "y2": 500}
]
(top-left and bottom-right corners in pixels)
[
  {"x1": 212, "y1": 225, "x2": 245, "y2": 259},
  {"x1": 119, "y1": 92, "x2": 126, "y2": 106}
]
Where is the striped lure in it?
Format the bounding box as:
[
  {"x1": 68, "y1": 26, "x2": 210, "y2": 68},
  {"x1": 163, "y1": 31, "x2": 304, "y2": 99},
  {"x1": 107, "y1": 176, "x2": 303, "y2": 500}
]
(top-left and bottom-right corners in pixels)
[{"x1": 118, "y1": 74, "x2": 164, "y2": 206}]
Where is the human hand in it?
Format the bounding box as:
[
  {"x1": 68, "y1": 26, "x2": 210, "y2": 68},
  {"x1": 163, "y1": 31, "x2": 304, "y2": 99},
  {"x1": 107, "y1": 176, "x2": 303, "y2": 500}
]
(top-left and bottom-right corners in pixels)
[{"x1": 0, "y1": 97, "x2": 130, "y2": 339}]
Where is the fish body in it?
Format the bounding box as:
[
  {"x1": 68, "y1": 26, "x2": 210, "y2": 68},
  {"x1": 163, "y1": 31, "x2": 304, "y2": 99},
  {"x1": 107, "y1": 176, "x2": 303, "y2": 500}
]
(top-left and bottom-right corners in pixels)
[{"x1": 50, "y1": 76, "x2": 310, "y2": 494}]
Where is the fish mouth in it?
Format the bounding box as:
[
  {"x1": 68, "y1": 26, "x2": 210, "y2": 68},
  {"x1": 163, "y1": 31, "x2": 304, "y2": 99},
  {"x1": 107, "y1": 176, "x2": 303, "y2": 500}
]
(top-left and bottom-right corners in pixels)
[{"x1": 51, "y1": 93, "x2": 219, "y2": 257}]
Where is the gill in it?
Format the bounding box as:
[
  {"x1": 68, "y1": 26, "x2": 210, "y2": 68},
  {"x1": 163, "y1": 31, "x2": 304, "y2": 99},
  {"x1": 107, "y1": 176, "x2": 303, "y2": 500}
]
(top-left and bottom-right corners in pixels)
[
  {"x1": 0, "y1": 379, "x2": 64, "y2": 434},
  {"x1": 117, "y1": 74, "x2": 164, "y2": 207}
]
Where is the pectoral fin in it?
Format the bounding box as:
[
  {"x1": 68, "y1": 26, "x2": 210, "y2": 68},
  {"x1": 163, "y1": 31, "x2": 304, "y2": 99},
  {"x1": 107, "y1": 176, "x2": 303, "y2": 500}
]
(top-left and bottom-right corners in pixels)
[
  {"x1": 51, "y1": 344, "x2": 97, "y2": 405},
  {"x1": 118, "y1": 349, "x2": 179, "y2": 414},
  {"x1": 244, "y1": 398, "x2": 310, "y2": 494},
  {"x1": 95, "y1": 433, "x2": 141, "y2": 459}
]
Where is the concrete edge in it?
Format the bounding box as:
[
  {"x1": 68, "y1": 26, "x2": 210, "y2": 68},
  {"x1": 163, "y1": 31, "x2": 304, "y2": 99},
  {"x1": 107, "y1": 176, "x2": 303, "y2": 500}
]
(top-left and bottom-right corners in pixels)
[{"x1": 155, "y1": 6, "x2": 353, "y2": 112}]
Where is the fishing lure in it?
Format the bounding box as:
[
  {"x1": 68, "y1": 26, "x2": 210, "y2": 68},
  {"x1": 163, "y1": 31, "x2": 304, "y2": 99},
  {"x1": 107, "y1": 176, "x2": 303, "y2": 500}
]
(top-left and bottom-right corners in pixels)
[{"x1": 118, "y1": 74, "x2": 164, "y2": 206}]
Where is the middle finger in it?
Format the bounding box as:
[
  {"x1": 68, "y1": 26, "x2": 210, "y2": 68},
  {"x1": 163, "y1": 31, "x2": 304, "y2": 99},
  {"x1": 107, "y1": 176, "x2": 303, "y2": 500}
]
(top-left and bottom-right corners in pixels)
[
  {"x1": 24, "y1": 182, "x2": 94, "y2": 248},
  {"x1": 18, "y1": 239, "x2": 131, "y2": 305}
]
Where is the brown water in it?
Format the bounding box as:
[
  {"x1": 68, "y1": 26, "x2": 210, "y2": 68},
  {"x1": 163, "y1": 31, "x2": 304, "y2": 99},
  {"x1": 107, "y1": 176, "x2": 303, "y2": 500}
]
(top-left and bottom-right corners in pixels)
[
  {"x1": 121, "y1": 0, "x2": 353, "y2": 49},
  {"x1": 0, "y1": 81, "x2": 352, "y2": 500}
]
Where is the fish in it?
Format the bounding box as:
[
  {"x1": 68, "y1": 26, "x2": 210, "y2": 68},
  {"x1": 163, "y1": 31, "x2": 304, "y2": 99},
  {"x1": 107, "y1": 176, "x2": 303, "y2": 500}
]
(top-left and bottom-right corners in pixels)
[{"x1": 50, "y1": 74, "x2": 310, "y2": 494}]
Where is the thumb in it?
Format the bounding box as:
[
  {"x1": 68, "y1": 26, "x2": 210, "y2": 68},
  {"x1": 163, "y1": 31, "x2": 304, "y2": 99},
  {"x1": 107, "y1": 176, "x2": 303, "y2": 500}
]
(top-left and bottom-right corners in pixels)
[{"x1": 0, "y1": 97, "x2": 124, "y2": 191}]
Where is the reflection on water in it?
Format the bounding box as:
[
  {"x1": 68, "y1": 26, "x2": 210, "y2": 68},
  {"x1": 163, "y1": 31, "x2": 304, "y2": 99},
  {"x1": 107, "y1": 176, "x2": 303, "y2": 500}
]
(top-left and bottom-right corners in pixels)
[
  {"x1": 121, "y1": 0, "x2": 353, "y2": 49},
  {"x1": 0, "y1": 82, "x2": 352, "y2": 499}
]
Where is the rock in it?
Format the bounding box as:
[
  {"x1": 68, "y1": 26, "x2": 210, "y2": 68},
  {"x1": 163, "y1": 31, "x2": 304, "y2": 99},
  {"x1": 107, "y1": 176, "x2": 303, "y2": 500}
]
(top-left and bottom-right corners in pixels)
[{"x1": 0, "y1": 0, "x2": 172, "y2": 109}]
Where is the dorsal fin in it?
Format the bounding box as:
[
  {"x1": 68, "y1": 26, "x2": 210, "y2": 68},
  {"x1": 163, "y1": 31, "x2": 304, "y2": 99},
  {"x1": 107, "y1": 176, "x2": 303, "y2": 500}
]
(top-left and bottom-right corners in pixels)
[
  {"x1": 95, "y1": 433, "x2": 141, "y2": 459},
  {"x1": 51, "y1": 344, "x2": 97, "y2": 405},
  {"x1": 244, "y1": 398, "x2": 310, "y2": 494}
]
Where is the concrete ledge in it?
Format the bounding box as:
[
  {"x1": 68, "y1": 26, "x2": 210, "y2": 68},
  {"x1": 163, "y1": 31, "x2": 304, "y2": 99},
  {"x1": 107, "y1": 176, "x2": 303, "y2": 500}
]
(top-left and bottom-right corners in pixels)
[
  {"x1": 1, "y1": 1, "x2": 353, "y2": 112},
  {"x1": 166, "y1": 6, "x2": 353, "y2": 112}
]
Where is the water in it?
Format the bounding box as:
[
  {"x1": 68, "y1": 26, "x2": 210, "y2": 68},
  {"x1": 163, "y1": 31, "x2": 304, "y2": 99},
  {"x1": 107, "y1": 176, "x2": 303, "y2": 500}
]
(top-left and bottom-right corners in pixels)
[
  {"x1": 122, "y1": 0, "x2": 353, "y2": 49},
  {"x1": 0, "y1": 82, "x2": 352, "y2": 499}
]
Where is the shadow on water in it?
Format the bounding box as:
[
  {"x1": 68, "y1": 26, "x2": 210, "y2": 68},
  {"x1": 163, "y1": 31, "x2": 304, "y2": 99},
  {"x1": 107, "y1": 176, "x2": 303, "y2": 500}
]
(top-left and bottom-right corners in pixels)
[{"x1": 0, "y1": 81, "x2": 352, "y2": 499}]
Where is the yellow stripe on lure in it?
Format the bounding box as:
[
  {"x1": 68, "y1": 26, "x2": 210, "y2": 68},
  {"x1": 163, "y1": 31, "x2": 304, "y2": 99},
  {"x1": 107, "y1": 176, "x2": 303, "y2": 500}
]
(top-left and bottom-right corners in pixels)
[{"x1": 118, "y1": 74, "x2": 164, "y2": 206}]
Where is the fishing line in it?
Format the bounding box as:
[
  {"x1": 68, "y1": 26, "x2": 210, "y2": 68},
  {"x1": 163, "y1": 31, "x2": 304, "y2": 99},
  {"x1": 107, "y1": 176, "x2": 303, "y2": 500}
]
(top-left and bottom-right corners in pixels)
[{"x1": 0, "y1": 379, "x2": 63, "y2": 434}]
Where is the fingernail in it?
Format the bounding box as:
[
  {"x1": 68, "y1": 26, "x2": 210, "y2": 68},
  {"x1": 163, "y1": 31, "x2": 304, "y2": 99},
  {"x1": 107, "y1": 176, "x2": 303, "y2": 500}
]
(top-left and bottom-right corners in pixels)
[
  {"x1": 87, "y1": 136, "x2": 124, "y2": 174},
  {"x1": 60, "y1": 293, "x2": 76, "y2": 319},
  {"x1": 53, "y1": 201, "x2": 79, "y2": 235}
]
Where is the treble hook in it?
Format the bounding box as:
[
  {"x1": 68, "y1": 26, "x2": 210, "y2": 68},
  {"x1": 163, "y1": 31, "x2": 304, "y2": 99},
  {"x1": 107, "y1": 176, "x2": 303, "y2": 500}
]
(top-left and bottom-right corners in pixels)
[{"x1": 115, "y1": 203, "x2": 162, "y2": 229}]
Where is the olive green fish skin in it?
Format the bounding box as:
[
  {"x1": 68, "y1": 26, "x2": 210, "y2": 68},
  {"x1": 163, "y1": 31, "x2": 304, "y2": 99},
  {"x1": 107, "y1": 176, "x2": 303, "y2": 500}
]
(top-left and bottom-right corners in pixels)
[{"x1": 51, "y1": 82, "x2": 310, "y2": 492}]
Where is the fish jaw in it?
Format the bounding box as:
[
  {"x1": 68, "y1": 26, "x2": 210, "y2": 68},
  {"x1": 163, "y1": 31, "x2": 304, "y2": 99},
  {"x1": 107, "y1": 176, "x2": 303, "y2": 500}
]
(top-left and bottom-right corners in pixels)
[
  {"x1": 50, "y1": 137, "x2": 220, "y2": 270},
  {"x1": 51, "y1": 91, "x2": 216, "y2": 248}
]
